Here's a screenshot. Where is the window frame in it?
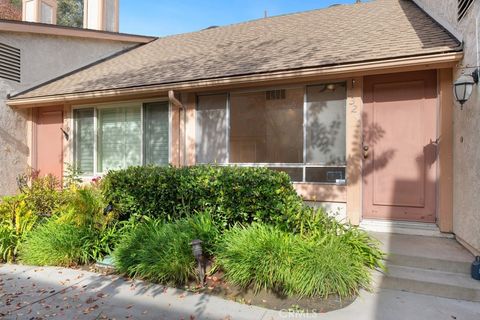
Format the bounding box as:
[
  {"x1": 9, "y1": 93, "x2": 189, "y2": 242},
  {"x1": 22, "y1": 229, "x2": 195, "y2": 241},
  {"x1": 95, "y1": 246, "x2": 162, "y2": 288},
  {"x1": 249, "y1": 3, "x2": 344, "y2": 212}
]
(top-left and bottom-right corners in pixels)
[
  {"x1": 195, "y1": 82, "x2": 348, "y2": 185},
  {"x1": 71, "y1": 98, "x2": 171, "y2": 178}
]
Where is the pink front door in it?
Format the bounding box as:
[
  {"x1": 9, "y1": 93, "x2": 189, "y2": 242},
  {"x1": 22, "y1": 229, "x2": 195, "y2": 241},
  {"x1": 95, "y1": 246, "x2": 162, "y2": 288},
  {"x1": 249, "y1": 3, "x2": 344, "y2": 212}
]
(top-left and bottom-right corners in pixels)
[
  {"x1": 363, "y1": 71, "x2": 438, "y2": 222},
  {"x1": 36, "y1": 106, "x2": 64, "y2": 181}
]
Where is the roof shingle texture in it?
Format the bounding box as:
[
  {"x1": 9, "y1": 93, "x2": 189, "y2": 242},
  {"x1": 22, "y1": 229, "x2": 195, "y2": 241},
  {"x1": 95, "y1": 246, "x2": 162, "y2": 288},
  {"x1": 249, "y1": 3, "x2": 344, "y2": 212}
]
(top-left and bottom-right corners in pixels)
[{"x1": 13, "y1": 0, "x2": 460, "y2": 100}]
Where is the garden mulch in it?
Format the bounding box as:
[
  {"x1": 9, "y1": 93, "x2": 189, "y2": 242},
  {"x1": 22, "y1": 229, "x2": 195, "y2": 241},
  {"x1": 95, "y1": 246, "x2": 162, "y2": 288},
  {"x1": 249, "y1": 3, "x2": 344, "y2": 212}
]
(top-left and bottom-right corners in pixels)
[{"x1": 190, "y1": 271, "x2": 356, "y2": 313}]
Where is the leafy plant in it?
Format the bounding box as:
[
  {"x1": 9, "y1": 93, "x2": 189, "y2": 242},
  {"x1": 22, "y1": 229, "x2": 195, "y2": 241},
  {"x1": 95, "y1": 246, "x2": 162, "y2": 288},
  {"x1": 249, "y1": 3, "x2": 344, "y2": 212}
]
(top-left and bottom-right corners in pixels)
[
  {"x1": 55, "y1": 185, "x2": 118, "y2": 261},
  {"x1": 63, "y1": 162, "x2": 83, "y2": 189},
  {"x1": 113, "y1": 212, "x2": 219, "y2": 285},
  {"x1": 0, "y1": 195, "x2": 38, "y2": 262},
  {"x1": 82, "y1": 224, "x2": 119, "y2": 262},
  {"x1": 216, "y1": 223, "x2": 374, "y2": 298},
  {"x1": 15, "y1": 171, "x2": 67, "y2": 218},
  {"x1": 58, "y1": 186, "x2": 112, "y2": 228},
  {"x1": 279, "y1": 205, "x2": 385, "y2": 271},
  {"x1": 102, "y1": 165, "x2": 303, "y2": 227},
  {"x1": 20, "y1": 218, "x2": 95, "y2": 266}
]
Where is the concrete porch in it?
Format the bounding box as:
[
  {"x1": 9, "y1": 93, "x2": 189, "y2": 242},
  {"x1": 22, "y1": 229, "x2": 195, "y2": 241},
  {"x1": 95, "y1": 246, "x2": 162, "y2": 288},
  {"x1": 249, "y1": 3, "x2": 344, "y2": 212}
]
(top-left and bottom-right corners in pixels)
[{"x1": 370, "y1": 231, "x2": 480, "y2": 302}]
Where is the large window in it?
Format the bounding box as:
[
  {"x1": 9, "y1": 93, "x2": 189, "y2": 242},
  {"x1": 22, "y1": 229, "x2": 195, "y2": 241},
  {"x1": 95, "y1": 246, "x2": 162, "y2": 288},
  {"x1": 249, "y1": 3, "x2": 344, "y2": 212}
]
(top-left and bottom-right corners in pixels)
[
  {"x1": 196, "y1": 94, "x2": 228, "y2": 164},
  {"x1": 73, "y1": 101, "x2": 169, "y2": 176},
  {"x1": 196, "y1": 83, "x2": 347, "y2": 184}
]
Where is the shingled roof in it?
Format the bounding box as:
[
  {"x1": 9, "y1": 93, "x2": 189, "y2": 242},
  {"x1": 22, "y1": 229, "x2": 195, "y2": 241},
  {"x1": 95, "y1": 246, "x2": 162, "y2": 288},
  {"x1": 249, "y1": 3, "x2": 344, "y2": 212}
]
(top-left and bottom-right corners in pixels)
[{"x1": 10, "y1": 0, "x2": 460, "y2": 101}]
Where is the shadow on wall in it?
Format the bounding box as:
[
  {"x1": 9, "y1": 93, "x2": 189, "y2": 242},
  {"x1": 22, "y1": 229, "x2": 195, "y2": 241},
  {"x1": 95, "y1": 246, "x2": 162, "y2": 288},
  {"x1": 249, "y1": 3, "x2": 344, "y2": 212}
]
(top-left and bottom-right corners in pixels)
[
  {"x1": 0, "y1": 127, "x2": 29, "y2": 156},
  {"x1": 346, "y1": 112, "x2": 395, "y2": 187}
]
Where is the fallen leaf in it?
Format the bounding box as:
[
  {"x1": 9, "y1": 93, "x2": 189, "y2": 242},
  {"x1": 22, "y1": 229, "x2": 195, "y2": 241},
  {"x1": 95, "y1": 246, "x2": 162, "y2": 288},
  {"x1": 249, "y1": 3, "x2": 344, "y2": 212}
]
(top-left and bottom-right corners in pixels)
[{"x1": 86, "y1": 296, "x2": 97, "y2": 304}]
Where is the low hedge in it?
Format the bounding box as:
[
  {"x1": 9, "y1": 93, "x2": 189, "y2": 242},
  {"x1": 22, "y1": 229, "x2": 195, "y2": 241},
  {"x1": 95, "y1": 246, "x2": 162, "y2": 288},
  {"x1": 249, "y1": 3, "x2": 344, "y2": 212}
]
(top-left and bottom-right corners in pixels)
[{"x1": 102, "y1": 165, "x2": 303, "y2": 226}]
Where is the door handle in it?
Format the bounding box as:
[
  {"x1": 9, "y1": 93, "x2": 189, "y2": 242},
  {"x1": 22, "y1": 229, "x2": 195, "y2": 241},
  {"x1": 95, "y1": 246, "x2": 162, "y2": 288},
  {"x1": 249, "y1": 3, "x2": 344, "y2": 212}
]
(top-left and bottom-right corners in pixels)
[{"x1": 363, "y1": 145, "x2": 369, "y2": 159}]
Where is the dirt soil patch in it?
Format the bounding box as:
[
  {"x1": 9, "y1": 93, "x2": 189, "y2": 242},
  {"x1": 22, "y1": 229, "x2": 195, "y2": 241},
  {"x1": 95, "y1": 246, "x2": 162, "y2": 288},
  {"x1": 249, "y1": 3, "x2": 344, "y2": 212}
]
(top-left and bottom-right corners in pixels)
[{"x1": 188, "y1": 270, "x2": 356, "y2": 313}]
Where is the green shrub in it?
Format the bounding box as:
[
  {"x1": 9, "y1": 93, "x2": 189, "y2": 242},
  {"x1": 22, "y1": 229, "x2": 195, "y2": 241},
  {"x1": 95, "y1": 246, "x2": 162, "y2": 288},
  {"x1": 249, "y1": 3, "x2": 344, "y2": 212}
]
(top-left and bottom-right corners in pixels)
[
  {"x1": 57, "y1": 186, "x2": 112, "y2": 229},
  {"x1": 17, "y1": 174, "x2": 67, "y2": 217},
  {"x1": 56, "y1": 185, "x2": 118, "y2": 262},
  {"x1": 113, "y1": 212, "x2": 219, "y2": 285},
  {"x1": 102, "y1": 165, "x2": 303, "y2": 227},
  {"x1": 0, "y1": 195, "x2": 38, "y2": 262},
  {"x1": 103, "y1": 166, "x2": 301, "y2": 226},
  {"x1": 338, "y1": 228, "x2": 385, "y2": 270},
  {"x1": 279, "y1": 205, "x2": 385, "y2": 270},
  {"x1": 216, "y1": 223, "x2": 373, "y2": 298},
  {"x1": 20, "y1": 219, "x2": 95, "y2": 266},
  {"x1": 287, "y1": 236, "x2": 370, "y2": 298}
]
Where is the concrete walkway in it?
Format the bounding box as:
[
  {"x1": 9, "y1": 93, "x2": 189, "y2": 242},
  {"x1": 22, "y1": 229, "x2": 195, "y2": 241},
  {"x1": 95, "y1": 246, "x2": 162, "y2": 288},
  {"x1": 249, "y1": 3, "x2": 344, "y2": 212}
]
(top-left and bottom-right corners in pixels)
[{"x1": 1, "y1": 264, "x2": 479, "y2": 320}]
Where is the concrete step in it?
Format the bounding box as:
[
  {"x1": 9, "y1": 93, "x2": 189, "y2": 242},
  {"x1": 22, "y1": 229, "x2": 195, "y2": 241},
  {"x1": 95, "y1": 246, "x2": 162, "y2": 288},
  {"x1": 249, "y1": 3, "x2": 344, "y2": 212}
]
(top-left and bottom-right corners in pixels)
[
  {"x1": 374, "y1": 265, "x2": 480, "y2": 302},
  {"x1": 361, "y1": 219, "x2": 452, "y2": 237},
  {"x1": 386, "y1": 253, "x2": 472, "y2": 275},
  {"x1": 370, "y1": 232, "x2": 474, "y2": 274}
]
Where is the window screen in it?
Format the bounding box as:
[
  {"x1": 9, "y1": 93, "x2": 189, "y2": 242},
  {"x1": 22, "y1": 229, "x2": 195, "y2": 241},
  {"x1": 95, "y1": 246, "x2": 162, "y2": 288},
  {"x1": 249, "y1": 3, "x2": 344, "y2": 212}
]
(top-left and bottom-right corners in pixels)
[
  {"x1": 105, "y1": 0, "x2": 116, "y2": 31},
  {"x1": 194, "y1": 83, "x2": 347, "y2": 184},
  {"x1": 98, "y1": 106, "x2": 141, "y2": 172},
  {"x1": 25, "y1": 0, "x2": 35, "y2": 22},
  {"x1": 196, "y1": 94, "x2": 228, "y2": 163},
  {"x1": 74, "y1": 109, "x2": 94, "y2": 175},
  {"x1": 230, "y1": 88, "x2": 303, "y2": 163},
  {"x1": 41, "y1": 2, "x2": 53, "y2": 24},
  {"x1": 144, "y1": 102, "x2": 169, "y2": 165},
  {"x1": 306, "y1": 83, "x2": 347, "y2": 165}
]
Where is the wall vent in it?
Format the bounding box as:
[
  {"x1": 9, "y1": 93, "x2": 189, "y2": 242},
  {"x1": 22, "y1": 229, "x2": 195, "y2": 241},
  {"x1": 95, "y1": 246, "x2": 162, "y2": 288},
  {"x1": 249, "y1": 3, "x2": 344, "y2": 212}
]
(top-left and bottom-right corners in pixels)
[
  {"x1": 458, "y1": 0, "x2": 475, "y2": 21},
  {"x1": 266, "y1": 89, "x2": 286, "y2": 100},
  {"x1": 0, "y1": 43, "x2": 21, "y2": 83}
]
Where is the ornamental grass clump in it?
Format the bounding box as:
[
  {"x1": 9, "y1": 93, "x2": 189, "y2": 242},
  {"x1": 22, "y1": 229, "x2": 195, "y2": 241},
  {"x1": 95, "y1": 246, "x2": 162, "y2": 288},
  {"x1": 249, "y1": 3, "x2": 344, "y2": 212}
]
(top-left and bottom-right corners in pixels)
[
  {"x1": 20, "y1": 218, "x2": 95, "y2": 266},
  {"x1": 216, "y1": 223, "x2": 374, "y2": 298},
  {"x1": 113, "y1": 212, "x2": 219, "y2": 285},
  {"x1": 287, "y1": 236, "x2": 370, "y2": 298}
]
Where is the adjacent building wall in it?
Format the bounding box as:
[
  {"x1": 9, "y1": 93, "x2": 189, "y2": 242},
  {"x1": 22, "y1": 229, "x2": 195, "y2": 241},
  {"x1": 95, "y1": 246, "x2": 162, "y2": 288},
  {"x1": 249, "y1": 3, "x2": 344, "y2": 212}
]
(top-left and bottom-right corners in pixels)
[
  {"x1": 0, "y1": 31, "x2": 137, "y2": 196},
  {"x1": 414, "y1": 0, "x2": 480, "y2": 253}
]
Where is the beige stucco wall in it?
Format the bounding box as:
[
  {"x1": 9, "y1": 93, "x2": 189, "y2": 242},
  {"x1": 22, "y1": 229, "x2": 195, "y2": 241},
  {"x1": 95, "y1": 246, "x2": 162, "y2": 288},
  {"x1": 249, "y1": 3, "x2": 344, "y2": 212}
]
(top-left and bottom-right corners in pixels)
[
  {"x1": 414, "y1": 0, "x2": 480, "y2": 253},
  {"x1": 0, "y1": 32, "x2": 136, "y2": 196}
]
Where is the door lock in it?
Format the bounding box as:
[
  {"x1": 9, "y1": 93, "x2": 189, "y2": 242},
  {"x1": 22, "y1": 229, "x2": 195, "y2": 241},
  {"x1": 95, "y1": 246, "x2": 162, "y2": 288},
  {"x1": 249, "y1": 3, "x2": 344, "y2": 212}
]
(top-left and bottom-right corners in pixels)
[{"x1": 363, "y1": 145, "x2": 369, "y2": 159}]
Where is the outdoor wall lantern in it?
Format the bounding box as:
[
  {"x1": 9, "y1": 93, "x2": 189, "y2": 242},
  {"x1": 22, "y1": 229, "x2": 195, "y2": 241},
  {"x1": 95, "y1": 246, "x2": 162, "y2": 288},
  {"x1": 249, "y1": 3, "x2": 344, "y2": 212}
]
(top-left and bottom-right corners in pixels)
[
  {"x1": 454, "y1": 68, "x2": 479, "y2": 110},
  {"x1": 190, "y1": 239, "x2": 205, "y2": 286}
]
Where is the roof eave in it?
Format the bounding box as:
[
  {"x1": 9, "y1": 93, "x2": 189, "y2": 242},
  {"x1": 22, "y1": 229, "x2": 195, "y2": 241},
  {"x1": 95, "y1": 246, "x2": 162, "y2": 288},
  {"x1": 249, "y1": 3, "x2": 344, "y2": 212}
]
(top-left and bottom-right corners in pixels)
[
  {"x1": 7, "y1": 51, "x2": 463, "y2": 108},
  {"x1": 0, "y1": 20, "x2": 156, "y2": 43}
]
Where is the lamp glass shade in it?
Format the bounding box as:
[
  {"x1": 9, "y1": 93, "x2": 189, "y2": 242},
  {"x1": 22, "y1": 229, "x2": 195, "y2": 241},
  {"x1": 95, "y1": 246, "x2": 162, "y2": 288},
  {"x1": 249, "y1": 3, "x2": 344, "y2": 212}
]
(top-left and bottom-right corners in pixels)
[{"x1": 454, "y1": 74, "x2": 475, "y2": 104}]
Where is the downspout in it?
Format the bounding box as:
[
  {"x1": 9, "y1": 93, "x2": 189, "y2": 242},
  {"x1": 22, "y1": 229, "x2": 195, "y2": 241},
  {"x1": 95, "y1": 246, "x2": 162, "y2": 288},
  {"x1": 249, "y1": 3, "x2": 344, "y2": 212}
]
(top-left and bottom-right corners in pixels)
[
  {"x1": 168, "y1": 90, "x2": 184, "y2": 167},
  {"x1": 476, "y1": 9, "x2": 479, "y2": 72}
]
